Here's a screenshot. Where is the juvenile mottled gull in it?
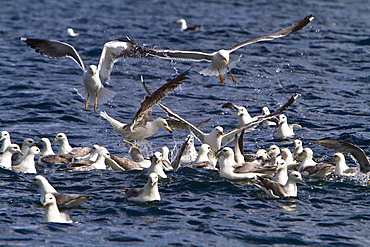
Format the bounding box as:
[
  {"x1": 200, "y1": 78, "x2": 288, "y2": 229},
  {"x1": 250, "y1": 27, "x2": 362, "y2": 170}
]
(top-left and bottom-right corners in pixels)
[
  {"x1": 32, "y1": 175, "x2": 93, "y2": 209},
  {"x1": 42, "y1": 193, "x2": 73, "y2": 223},
  {"x1": 126, "y1": 172, "x2": 161, "y2": 202},
  {"x1": 21, "y1": 38, "x2": 139, "y2": 110},
  {"x1": 127, "y1": 15, "x2": 314, "y2": 83}
]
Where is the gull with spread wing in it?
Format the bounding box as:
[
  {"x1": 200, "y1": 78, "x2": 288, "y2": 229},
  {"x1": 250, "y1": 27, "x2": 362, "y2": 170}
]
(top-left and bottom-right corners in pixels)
[
  {"x1": 21, "y1": 38, "x2": 143, "y2": 110},
  {"x1": 126, "y1": 15, "x2": 314, "y2": 83},
  {"x1": 100, "y1": 70, "x2": 188, "y2": 142}
]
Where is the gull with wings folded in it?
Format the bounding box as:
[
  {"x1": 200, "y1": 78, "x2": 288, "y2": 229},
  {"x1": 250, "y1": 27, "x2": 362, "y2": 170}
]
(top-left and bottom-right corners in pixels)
[
  {"x1": 21, "y1": 38, "x2": 145, "y2": 110},
  {"x1": 125, "y1": 15, "x2": 314, "y2": 83},
  {"x1": 100, "y1": 70, "x2": 188, "y2": 143}
]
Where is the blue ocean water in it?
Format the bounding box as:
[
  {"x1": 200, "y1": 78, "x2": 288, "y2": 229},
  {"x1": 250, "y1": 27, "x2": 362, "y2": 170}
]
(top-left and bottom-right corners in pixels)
[{"x1": 0, "y1": 0, "x2": 370, "y2": 246}]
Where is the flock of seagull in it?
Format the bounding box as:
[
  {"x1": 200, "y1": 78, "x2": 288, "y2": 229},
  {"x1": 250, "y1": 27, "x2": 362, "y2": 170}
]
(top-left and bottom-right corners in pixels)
[{"x1": 2, "y1": 14, "x2": 369, "y2": 224}]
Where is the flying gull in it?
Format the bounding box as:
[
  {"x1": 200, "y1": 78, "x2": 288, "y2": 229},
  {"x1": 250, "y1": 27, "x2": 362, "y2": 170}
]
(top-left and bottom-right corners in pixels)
[
  {"x1": 21, "y1": 37, "x2": 142, "y2": 110},
  {"x1": 100, "y1": 70, "x2": 188, "y2": 142},
  {"x1": 127, "y1": 15, "x2": 314, "y2": 83}
]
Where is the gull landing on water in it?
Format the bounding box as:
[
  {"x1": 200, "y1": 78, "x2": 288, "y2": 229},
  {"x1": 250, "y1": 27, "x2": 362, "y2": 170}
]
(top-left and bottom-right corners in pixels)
[
  {"x1": 21, "y1": 38, "x2": 137, "y2": 111},
  {"x1": 100, "y1": 70, "x2": 188, "y2": 143},
  {"x1": 127, "y1": 15, "x2": 314, "y2": 83}
]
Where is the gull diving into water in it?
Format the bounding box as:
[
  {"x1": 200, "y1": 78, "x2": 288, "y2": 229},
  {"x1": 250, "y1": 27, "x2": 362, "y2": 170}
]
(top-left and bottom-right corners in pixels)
[
  {"x1": 100, "y1": 70, "x2": 188, "y2": 142},
  {"x1": 126, "y1": 15, "x2": 314, "y2": 83},
  {"x1": 21, "y1": 38, "x2": 139, "y2": 111}
]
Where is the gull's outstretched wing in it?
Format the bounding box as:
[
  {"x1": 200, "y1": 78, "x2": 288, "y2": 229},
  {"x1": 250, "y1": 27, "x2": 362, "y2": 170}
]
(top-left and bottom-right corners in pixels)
[
  {"x1": 227, "y1": 15, "x2": 315, "y2": 52},
  {"x1": 130, "y1": 70, "x2": 188, "y2": 128},
  {"x1": 221, "y1": 93, "x2": 299, "y2": 146},
  {"x1": 315, "y1": 139, "x2": 370, "y2": 174},
  {"x1": 98, "y1": 41, "x2": 151, "y2": 84},
  {"x1": 21, "y1": 38, "x2": 86, "y2": 71},
  {"x1": 158, "y1": 103, "x2": 206, "y2": 143}
]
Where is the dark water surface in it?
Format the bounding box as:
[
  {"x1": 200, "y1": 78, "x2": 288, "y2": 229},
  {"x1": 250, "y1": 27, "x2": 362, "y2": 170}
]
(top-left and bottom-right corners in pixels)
[{"x1": 1, "y1": 0, "x2": 370, "y2": 246}]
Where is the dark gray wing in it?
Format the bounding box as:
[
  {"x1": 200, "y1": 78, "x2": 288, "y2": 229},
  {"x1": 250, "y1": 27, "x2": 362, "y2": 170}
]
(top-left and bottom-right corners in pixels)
[
  {"x1": 130, "y1": 70, "x2": 188, "y2": 128},
  {"x1": 228, "y1": 15, "x2": 314, "y2": 52},
  {"x1": 126, "y1": 188, "x2": 142, "y2": 198},
  {"x1": 315, "y1": 139, "x2": 370, "y2": 173},
  {"x1": 257, "y1": 176, "x2": 285, "y2": 198},
  {"x1": 21, "y1": 38, "x2": 86, "y2": 71},
  {"x1": 53, "y1": 192, "x2": 92, "y2": 209}
]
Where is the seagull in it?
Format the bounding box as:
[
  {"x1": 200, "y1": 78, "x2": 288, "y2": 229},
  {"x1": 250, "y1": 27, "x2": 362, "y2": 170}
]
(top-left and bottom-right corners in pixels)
[
  {"x1": 222, "y1": 102, "x2": 255, "y2": 127},
  {"x1": 61, "y1": 146, "x2": 110, "y2": 171},
  {"x1": 190, "y1": 144, "x2": 215, "y2": 170},
  {"x1": 67, "y1": 28, "x2": 79, "y2": 37},
  {"x1": 255, "y1": 171, "x2": 304, "y2": 198},
  {"x1": 21, "y1": 38, "x2": 139, "y2": 110},
  {"x1": 32, "y1": 175, "x2": 93, "y2": 209},
  {"x1": 52, "y1": 133, "x2": 92, "y2": 157},
  {"x1": 13, "y1": 138, "x2": 35, "y2": 165},
  {"x1": 330, "y1": 152, "x2": 358, "y2": 176},
  {"x1": 273, "y1": 114, "x2": 301, "y2": 139},
  {"x1": 272, "y1": 159, "x2": 289, "y2": 185},
  {"x1": 0, "y1": 131, "x2": 11, "y2": 153},
  {"x1": 217, "y1": 147, "x2": 271, "y2": 180},
  {"x1": 175, "y1": 19, "x2": 202, "y2": 31},
  {"x1": 12, "y1": 146, "x2": 41, "y2": 174},
  {"x1": 315, "y1": 139, "x2": 370, "y2": 174},
  {"x1": 0, "y1": 144, "x2": 23, "y2": 169},
  {"x1": 293, "y1": 139, "x2": 304, "y2": 162},
  {"x1": 100, "y1": 70, "x2": 188, "y2": 142},
  {"x1": 126, "y1": 172, "x2": 161, "y2": 202},
  {"x1": 260, "y1": 107, "x2": 277, "y2": 127},
  {"x1": 42, "y1": 193, "x2": 73, "y2": 223},
  {"x1": 127, "y1": 15, "x2": 314, "y2": 83},
  {"x1": 298, "y1": 147, "x2": 334, "y2": 179},
  {"x1": 141, "y1": 152, "x2": 167, "y2": 179}
]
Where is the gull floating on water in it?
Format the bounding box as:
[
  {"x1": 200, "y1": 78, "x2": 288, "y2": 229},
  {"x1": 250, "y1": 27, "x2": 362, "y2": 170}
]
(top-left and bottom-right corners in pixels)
[
  {"x1": 21, "y1": 37, "x2": 138, "y2": 110},
  {"x1": 273, "y1": 114, "x2": 301, "y2": 139},
  {"x1": 0, "y1": 131, "x2": 11, "y2": 153},
  {"x1": 52, "y1": 133, "x2": 92, "y2": 158},
  {"x1": 12, "y1": 146, "x2": 41, "y2": 174},
  {"x1": 222, "y1": 102, "x2": 257, "y2": 127},
  {"x1": 0, "y1": 144, "x2": 23, "y2": 169},
  {"x1": 42, "y1": 193, "x2": 73, "y2": 223},
  {"x1": 32, "y1": 175, "x2": 93, "y2": 209},
  {"x1": 61, "y1": 146, "x2": 110, "y2": 171},
  {"x1": 127, "y1": 15, "x2": 314, "y2": 83},
  {"x1": 100, "y1": 70, "x2": 188, "y2": 142},
  {"x1": 175, "y1": 18, "x2": 202, "y2": 31},
  {"x1": 141, "y1": 152, "x2": 167, "y2": 179},
  {"x1": 330, "y1": 152, "x2": 358, "y2": 176},
  {"x1": 315, "y1": 139, "x2": 370, "y2": 174},
  {"x1": 13, "y1": 138, "x2": 35, "y2": 165},
  {"x1": 67, "y1": 28, "x2": 79, "y2": 37},
  {"x1": 255, "y1": 171, "x2": 304, "y2": 198},
  {"x1": 298, "y1": 147, "x2": 334, "y2": 179},
  {"x1": 126, "y1": 172, "x2": 161, "y2": 202}
]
